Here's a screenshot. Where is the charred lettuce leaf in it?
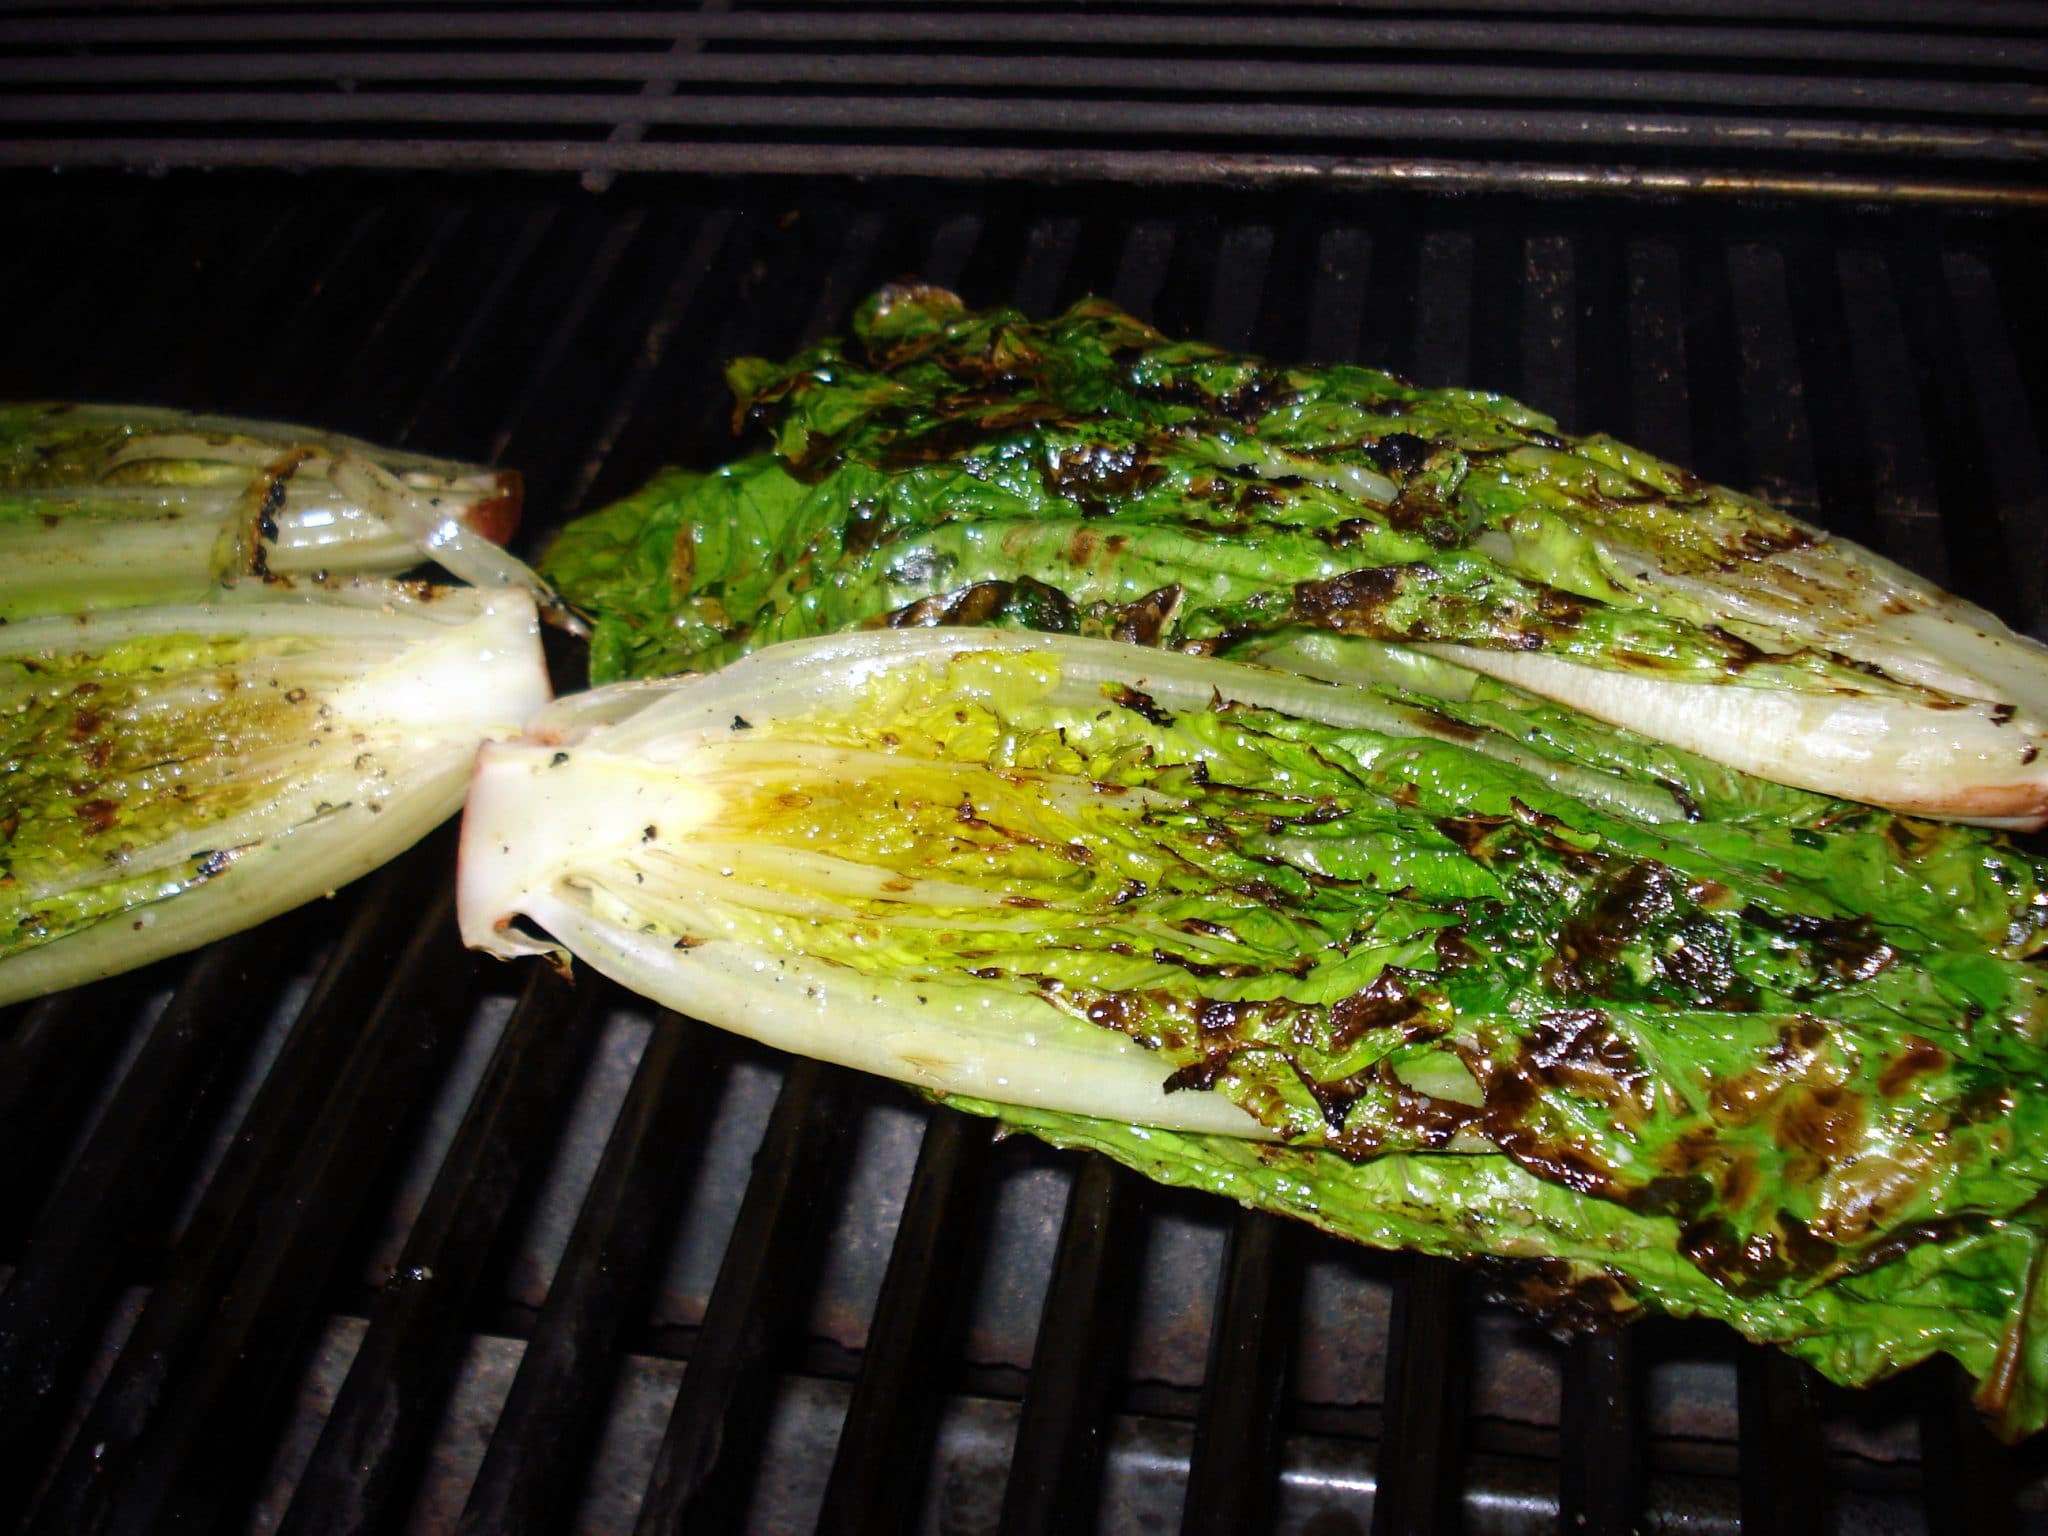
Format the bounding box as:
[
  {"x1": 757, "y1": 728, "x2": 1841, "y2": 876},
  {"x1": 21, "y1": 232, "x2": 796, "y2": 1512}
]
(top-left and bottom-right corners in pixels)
[
  {"x1": 459, "y1": 629, "x2": 2048, "y2": 1437},
  {"x1": 540, "y1": 286, "x2": 2048, "y2": 827}
]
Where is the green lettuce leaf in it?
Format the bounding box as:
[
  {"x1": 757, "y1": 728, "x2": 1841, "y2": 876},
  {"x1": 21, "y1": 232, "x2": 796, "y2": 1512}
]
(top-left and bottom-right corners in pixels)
[
  {"x1": 457, "y1": 628, "x2": 2048, "y2": 1437},
  {"x1": 540, "y1": 287, "x2": 2048, "y2": 826}
]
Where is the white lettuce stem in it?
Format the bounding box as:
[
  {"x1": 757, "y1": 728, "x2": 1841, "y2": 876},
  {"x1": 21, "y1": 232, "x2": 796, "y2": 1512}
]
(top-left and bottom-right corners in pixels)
[{"x1": 1422, "y1": 643, "x2": 2048, "y2": 830}]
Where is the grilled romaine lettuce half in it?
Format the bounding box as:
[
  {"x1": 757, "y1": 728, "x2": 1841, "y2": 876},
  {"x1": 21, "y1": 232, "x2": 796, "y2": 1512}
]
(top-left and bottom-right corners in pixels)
[
  {"x1": 0, "y1": 402, "x2": 528, "y2": 621},
  {"x1": 0, "y1": 581, "x2": 550, "y2": 1005},
  {"x1": 540, "y1": 286, "x2": 2048, "y2": 827},
  {"x1": 459, "y1": 627, "x2": 2048, "y2": 1438}
]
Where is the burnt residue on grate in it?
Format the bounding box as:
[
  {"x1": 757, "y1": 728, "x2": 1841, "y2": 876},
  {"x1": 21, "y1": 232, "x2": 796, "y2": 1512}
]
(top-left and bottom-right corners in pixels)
[{"x1": 2, "y1": 174, "x2": 2047, "y2": 1535}]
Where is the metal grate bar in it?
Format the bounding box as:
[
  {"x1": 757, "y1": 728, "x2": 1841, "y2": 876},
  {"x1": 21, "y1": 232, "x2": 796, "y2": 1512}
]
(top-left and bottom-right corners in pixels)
[
  {"x1": 998, "y1": 1155, "x2": 1143, "y2": 1536},
  {"x1": 1370, "y1": 1257, "x2": 1470, "y2": 1536},
  {"x1": 14, "y1": 93, "x2": 2044, "y2": 170},
  {"x1": 1561, "y1": 222, "x2": 1625, "y2": 432},
  {"x1": 1180, "y1": 1210, "x2": 1299, "y2": 1536},
  {"x1": 154, "y1": 204, "x2": 380, "y2": 413},
  {"x1": 1920, "y1": 1361, "x2": 2016, "y2": 1536},
  {"x1": 44, "y1": 882, "x2": 482, "y2": 1536},
  {"x1": 453, "y1": 1012, "x2": 717, "y2": 1536},
  {"x1": 312, "y1": 206, "x2": 475, "y2": 433},
  {"x1": 0, "y1": 927, "x2": 293, "y2": 1527},
  {"x1": 12, "y1": 139, "x2": 2043, "y2": 207},
  {"x1": 1727, "y1": 240, "x2": 1823, "y2": 510},
  {"x1": 554, "y1": 207, "x2": 741, "y2": 520},
  {"x1": 277, "y1": 965, "x2": 603, "y2": 1536},
  {"x1": 632, "y1": 1058, "x2": 857, "y2": 1535},
  {"x1": 1558, "y1": 1333, "x2": 1643, "y2": 1534},
  {"x1": 1835, "y1": 244, "x2": 1952, "y2": 582},
  {"x1": 815, "y1": 1106, "x2": 994, "y2": 1536},
  {"x1": 25, "y1": 0, "x2": 2048, "y2": 23},
  {"x1": 1944, "y1": 247, "x2": 2048, "y2": 635},
  {"x1": 478, "y1": 208, "x2": 650, "y2": 496},
  {"x1": 0, "y1": 988, "x2": 150, "y2": 1252},
  {"x1": 392, "y1": 205, "x2": 559, "y2": 455},
  {"x1": 18, "y1": 847, "x2": 445, "y2": 1536},
  {"x1": 6, "y1": 9, "x2": 2044, "y2": 69},
  {"x1": 8, "y1": 49, "x2": 2045, "y2": 121},
  {"x1": 1777, "y1": 232, "x2": 1882, "y2": 548},
  {"x1": 1890, "y1": 241, "x2": 2031, "y2": 630},
  {"x1": 1736, "y1": 1352, "x2": 1829, "y2": 1534},
  {"x1": 4, "y1": 5, "x2": 2044, "y2": 201},
  {"x1": 1618, "y1": 235, "x2": 1694, "y2": 466}
]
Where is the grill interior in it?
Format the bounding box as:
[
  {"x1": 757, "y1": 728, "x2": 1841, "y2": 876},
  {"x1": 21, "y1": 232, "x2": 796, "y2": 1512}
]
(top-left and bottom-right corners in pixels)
[
  {"x1": 4, "y1": 2, "x2": 2047, "y2": 201},
  {"x1": 2, "y1": 103, "x2": 2048, "y2": 1536}
]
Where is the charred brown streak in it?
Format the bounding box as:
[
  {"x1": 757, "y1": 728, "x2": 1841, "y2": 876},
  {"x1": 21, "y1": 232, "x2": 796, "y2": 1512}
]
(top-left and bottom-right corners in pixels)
[
  {"x1": 868, "y1": 409, "x2": 1036, "y2": 471},
  {"x1": 1406, "y1": 703, "x2": 1485, "y2": 744},
  {"x1": 1292, "y1": 566, "x2": 1407, "y2": 633},
  {"x1": 841, "y1": 500, "x2": 887, "y2": 559},
  {"x1": 1674, "y1": 1204, "x2": 1879, "y2": 1296},
  {"x1": 1516, "y1": 1008, "x2": 1652, "y2": 1114},
  {"x1": 887, "y1": 582, "x2": 1013, "y2": 628},
  {"x1": 1126, "y1": 366, "x2": 1296, "y2": 426},
  {"x1": 1435, "y1": 804, "x2": 1605, "y2": 875},
  {"x1": 1162, "y1": 1049, "x2": 1240, "y2": 1094},
  {"x1": 882, "y1": 577, "x2": 1078, "y2": 634},
  {"x1": 953, "y1": 799, "x2": 1094, "y2": 867},
  {"x1": 1545, "y1": 862, "x2": 1678, "y2": 998},
  {"x1": 1540, "y1": 860, "x2": 1753, "y2": 1003},
  {"x1": 1317, "y1": 517, "x2": 1388, "y2": 550},
  {"x1": 75, "y1": 798, "x2": 120, "y2": 834},
  {"x1": 1878, "y1": 1037, "x2": 1948, "y2": 1098},
  {"x1": 1738, "y1": 903, "x2": 1898, "y2": 983},
  {"x1": 1108, "y1": 684, "x2": 1174, "y2": 727},
  {"x1": 1041, "y1": 441, "x2": 1166, "y2": 510},
  {"x1": 1367, "y1": 432, "x2": 1433, "y2": 478},
  {"x1": 1327, "y1": 967, "x2": 1427, "y2": 1050},
  {"x1": 243, "y1": 451, "x2": 308, "y2": 580},
  {"x1": 1345, "y1": 1010, "x2": 1657, "y2": 1203},
  {"x1": 1728, "y1": 523, "x2": 1818, "y2": 561},
  {"x1": 1475, "y1": 1256, "x2": 1639, "y2": 1332},
  {"x1": 1097, "y1": 583, "x2": 1182, "y2": 645},
  {"x1": 1274, "y1": 799, "x2": 1350, "y2": 830},
  {"x1": 1434, "y1": 811, "x2": 1520, "y2": 861},
  {"x1": 1827, "y1": 1215, "x2": 1980, "y2": 1282},
  {"x1": 1381, "y1": 490, "x2": 1460, "y2": 543},
  {"x1": 1653, "y1": 776, "x2": 1704, "y2": 823},
  {"x1": 1701, "y1": 624, "x2": 1773, "y2": 671},
  {"x1": 1147, "y1": 946, "x2": 1273, "y2": 980},
  {"x1": 1434, "y1": 924, "x2": 1477, "y2": 970},
  {"x1": 1676, "y1": 1217, "x2": 1790, "y2": 1296}
]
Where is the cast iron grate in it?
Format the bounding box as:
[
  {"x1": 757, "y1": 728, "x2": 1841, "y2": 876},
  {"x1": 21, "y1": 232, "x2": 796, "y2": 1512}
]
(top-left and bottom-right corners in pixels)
[
  {"x1": 0, "y1": 2, "x2": 2045, "y2": 201},
  {"x1": 0, "y1": 175, "x2": 2046, "y2": 1535}
]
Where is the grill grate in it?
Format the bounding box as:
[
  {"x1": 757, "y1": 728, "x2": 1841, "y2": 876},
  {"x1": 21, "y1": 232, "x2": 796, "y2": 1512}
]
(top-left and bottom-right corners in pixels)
[
  {"x1": 1, "y1": 173, "x2": 2047, "y2": 1535},
  {"x1": 1, "y1": 2, "x2": 2046, "y2": 200}
]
